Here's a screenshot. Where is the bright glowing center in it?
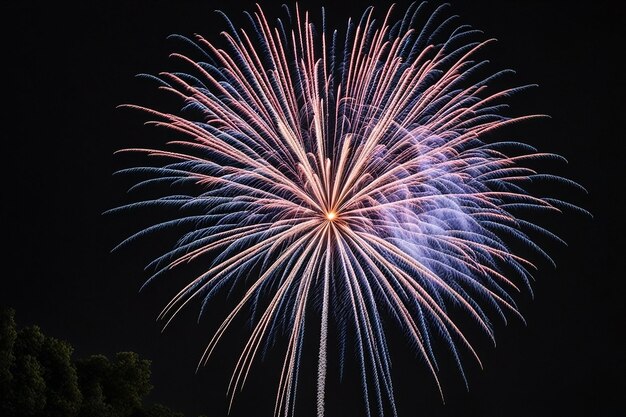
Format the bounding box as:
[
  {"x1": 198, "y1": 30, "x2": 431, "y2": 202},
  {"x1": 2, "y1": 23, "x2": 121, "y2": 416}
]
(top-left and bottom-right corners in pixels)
[{"x1": 326, "y1": 211, "x2": 337, "y2": 221}]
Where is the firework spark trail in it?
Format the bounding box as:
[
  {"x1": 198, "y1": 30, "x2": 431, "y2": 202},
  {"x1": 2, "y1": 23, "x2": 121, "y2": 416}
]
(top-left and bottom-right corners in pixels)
[{"x1": 113, "y1": 3, "x2": 587, "y2": 416}]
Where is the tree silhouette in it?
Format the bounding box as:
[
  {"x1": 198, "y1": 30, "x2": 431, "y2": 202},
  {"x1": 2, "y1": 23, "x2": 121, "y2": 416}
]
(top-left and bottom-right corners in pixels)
[
  {"x1": 38, "y1": 334, "x2": 82, "y2": 416},
  {"x1": 0, "y1": 306, "x2": 205, "y2": 417},
  {"x1": 76, "y1": 353, "x2": 152, "y2": 417},
  {"x1": 76, "y1": 355, "x2": 116, "y2": 417},
  {"x1": 0, "y1": 307, "x2": 17, "y2": 413},
  {"x1": 12, "y1": 325, "x2": 48, "y2": 417}
]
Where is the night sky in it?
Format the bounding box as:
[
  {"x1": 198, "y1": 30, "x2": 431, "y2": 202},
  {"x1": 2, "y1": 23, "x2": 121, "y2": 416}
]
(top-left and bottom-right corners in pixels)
[{"x1": 2, "y1": 1, "x2": 623, "y2": 416}]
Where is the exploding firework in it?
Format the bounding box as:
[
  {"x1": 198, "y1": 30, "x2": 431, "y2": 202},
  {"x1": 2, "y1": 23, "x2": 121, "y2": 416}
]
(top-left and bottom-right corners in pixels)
[{"x1": 113, "y1": 3, "x2": 586, "y2": 416}]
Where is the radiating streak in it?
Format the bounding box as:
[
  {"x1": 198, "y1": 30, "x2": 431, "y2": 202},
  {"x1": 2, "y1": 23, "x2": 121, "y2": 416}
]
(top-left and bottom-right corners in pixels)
[{"x1": 115, "y1": 3, "x2": 584, "y2": 417}]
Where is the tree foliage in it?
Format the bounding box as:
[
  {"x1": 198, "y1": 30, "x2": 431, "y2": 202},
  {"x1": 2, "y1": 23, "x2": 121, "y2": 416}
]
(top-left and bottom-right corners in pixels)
[
  {"x1": 76, "y1": 352, "x2": 152, "y2": 417},
  {"x1": 0, "y1": 306, "x2": 204, "y2": 417},
  {"x1": 141, "y1": 403, "x2": 185, "y2": 417},
  {"x1": 0, "y1": 307, "x2": 17, "y2": 412}
]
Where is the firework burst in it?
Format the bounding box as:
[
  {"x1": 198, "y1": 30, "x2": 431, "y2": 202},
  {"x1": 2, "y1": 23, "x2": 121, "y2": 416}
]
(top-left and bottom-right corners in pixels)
[{"x1": 112, "y1": 3, "x2": 586, "y2": 416}]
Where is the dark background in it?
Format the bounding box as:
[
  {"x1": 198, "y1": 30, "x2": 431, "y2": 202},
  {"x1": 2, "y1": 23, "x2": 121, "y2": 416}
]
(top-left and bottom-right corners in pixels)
[{"x1": 1, "y1": 1, "x2": 623, "y2": 416}]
